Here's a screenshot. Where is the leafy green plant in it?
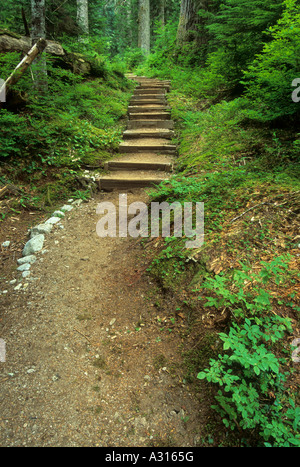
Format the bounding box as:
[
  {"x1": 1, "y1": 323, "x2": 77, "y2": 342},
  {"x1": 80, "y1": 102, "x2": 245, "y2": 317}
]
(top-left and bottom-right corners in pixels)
[
  {"x1": 199, "y1": 255, "x2": 293, "y2": 319},
  {"x1": 197, "y1": 315, "x2": 299, "y2": 446},
  {"x1": 196, "y1": 255, "x2": 299, "y2": 446},
  {"x1": 242, "y1": 0, "x2": 300, "y2": 121}
]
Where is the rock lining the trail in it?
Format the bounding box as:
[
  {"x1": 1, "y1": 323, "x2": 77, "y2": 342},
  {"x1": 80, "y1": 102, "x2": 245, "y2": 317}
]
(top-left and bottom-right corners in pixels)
[{"x1": 1, "y1": 201, "x2": 83, "y2": 294}]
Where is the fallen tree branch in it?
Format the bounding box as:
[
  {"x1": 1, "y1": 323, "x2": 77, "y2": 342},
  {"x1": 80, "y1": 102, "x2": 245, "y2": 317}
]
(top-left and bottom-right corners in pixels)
[
  {"x1": 229, "y1": 190, "x2": 300, "y2": 224},
  {"x1": 229, "y1": 201, "x2": 271, "y2": 223},
  {"x1": 0, "y1": 37, "x2": 47, "y2": 97}
]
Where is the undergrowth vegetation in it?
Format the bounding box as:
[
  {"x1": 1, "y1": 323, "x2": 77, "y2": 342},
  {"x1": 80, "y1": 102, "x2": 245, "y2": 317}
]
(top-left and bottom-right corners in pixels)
[{"x1": 0, "y1": 46, "x2": 134, "y2": 214}]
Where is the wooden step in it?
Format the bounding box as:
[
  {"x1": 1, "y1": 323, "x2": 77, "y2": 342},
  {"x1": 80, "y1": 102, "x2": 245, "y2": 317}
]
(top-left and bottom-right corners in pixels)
[
  {"x1": 119, "y1": 138, "x2": 176, "y2": 154},
  {"x1": 104, "y1": 153, "x2": 173, "y2": 172},
  {"x1": 128, "y1": 105, "x2": 170, "y2": 113},
  {"x1": 131, "y1": 94, "x2": 166, "y2": 99},
  {"x1": 98, "y1": 170, "x2": 169, "y2": 191},
  {"x1": 137, "y1": 83, "x2": 170, "y2": 89},
  {"x1": 129, "y1": 112, "x2": 171, "y2": 120},
  {"x1": 130, "y1": 98, "x2": 167, "y2": 106},
  {"x1": 123, "y1": 128, "x2": 174, "y2": 139},
  {"x1": 137, "y1": 85, "x2": 170, "y2": 91},
  {"x1": 132, "y1": 77, "x2": 171, "y2": 84},
  {"x1": 127, "y1": 120, "x2": 174, "y2": 129},
  {"x1": 105, "y1": 161, "x2": 172, "y2": 172},
  {"x1": 133, "y1": 89, "x2": 166, "y2": 95}
]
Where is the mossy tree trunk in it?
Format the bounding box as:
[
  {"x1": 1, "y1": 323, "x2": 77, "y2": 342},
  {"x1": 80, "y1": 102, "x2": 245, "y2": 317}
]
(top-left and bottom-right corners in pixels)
[
  {"x1": 138, "y1": 0, "x2": 150, "y2": 56},
  {"x1": 31, "y1": 0, "x2": 48, "y2": 94},
  {"x1": 77, "y1": 0, "x2": 89, "y2": 42}
]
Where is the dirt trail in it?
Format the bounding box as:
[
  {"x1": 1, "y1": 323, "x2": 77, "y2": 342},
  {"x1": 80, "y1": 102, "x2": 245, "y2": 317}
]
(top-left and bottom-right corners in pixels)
[{"x1": 0, "y1": 190, "x2": 203, "y2": 447}]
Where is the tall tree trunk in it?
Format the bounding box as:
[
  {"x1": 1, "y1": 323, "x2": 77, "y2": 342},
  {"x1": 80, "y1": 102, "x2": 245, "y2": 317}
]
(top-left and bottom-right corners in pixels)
[
  {"x1": 177, "y1": 0, "x2": 196, "y2": 44},
  {"x1": 127, "y1": 0, "x2": 133, "y2": 46},
  {"x1": 31, "y1": 0, "x2": 48, "y2": 93},
  {"x1": 77, "y1": 0, "x2": 89, "y2": 42},
  {"x1": 138, "y1": 0, "x2": 150, "y2": 55},
  {"x1": 160, "y1": 0, "x2": 165, "y2": 27}
]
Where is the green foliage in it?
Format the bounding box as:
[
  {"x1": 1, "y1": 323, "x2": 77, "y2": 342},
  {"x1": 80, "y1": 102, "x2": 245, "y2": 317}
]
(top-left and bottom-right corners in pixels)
[
  {"x1": 242, "y1": 0, "x2": 300, "y2": 121},
  {"x1": 122, "y1": 48, "x2": 146, "y2": 70},
  {"x1": 197, "y1": 315, "x2": 299, "y2": 446},
  {"x1": 197, "y1": 256, "x2": 300, "y2": 446},
  {"x1": 204, "y1": 0, "x2": 283, "y2": 86},
  {"x1": 0, "y1": 110, "x2": 29, "y2": 158},
  {"x1": 146, "y1": 236, "x2": 188, "y2": 288},
  {"x1": 200, "y1": 256, "x2": 293, "y2": 319}
]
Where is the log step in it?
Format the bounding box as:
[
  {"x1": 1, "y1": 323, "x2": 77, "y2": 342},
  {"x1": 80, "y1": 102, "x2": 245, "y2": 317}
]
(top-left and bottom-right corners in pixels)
[
  {"x1": 128, "y1": 105, "x2": 170, "y2": 113},
  {"x1": 98, "y1": 170, "x2": 169, "y2": 191},
  {"x1": 132, "y1": 93, "x2": 166, "y2": 98},
  {"x1": 130, "y1": 98, "x2": 167, "y2": 106},
  {"x1": 133, "y1": 89, "x2": 166, "y2": 95},
  {"x1": 104, "y1": 153, "x2": 173, "y2": 172},
  {"x1": 105, "y1": 161, "x2": 172, "y2": 172},
  {"x1": 119, "y1": 139, "x2": 176, "y2": 154},
  {"x1": 129, "y1": 112, "x2": 171, "y2": 120},
  {"x1": 127, "y1": 120, "x2": 174, "y2": 129},
  {"x1": 123, "y1": 128, "x2": 174, "y2": 139}
]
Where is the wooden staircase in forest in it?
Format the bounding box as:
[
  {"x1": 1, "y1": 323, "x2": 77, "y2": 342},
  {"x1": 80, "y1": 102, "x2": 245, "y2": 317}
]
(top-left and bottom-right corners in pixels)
[{"x1": 98, "y1": 75, "x2": 176, "y2": 191}]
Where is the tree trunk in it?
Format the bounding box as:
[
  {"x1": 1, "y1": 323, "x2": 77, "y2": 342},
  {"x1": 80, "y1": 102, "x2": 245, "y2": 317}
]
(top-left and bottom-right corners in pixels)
[
  {"x1": 160, "y1": 0, "x2": 166, "y2": 27},
  {"x1": 177, "y1": 0, "x2": 196, "y2": 44},
  {"x1": 31, "y1": 0, "x2": 48, "y2": 93},
  {"x1": 77, "y1": 0, "x2": 89, "y2": 42},
  {"x1": 138, "y1": 0, "x2": 150, "y2": 55}
]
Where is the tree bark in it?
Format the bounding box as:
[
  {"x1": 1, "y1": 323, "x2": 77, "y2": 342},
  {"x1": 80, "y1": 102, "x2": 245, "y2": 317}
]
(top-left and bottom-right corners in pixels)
[
  {"x1": 138, "y1": 0, "x2": 150, "y2": 55},
  {"x1": 31, "y1": 0, "x2": 48, "y2": 93},
  {"x1": 160, "y1": 0, "x2": 166, "y2": 27},
  {"x1": 77, "y1": 0, "x2": 89, "y2": 41},
  {"x1": 177, "y1": 0, "x2": 196, "y2": 44}
]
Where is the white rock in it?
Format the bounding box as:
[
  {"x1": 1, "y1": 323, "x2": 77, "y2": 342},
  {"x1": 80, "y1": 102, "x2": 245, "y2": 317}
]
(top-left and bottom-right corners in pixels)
[
  {"x1": 52, "y1": 210, "x2": 65, "y2": 218},
  {"x1": 23, "y1": 234, "x2": 44, "y2": 256},
  {"x1": 22, "y1": 271, "x2": 31, "y2": 278},
  {"x1": 14, "y1": 284, "x2": 22, "y2": 291},
  {"x1": 72, "y1": 199, "x2": 83, "y2": 206},
  {"x1": 45, "y1": 216, "x2": 61, "y2": 225},
  {"x1": 17, "y1": 255, "x2": 37, "y2": 265},
  {"x1": 30, "y1": 223, "x2": 53, "y2": 237},
  {"x1": 60, "y1": 205, "x2": 73, "y2": 212},
  {"x1": 9, "y1": 279, "x2": 17, "y2": 285},
  {"x1": 2, "y1": 241, "x2": 10, "y2": 247},
  {"x1": 17, "y1": 263, "x2": 31, "y2": 272}
]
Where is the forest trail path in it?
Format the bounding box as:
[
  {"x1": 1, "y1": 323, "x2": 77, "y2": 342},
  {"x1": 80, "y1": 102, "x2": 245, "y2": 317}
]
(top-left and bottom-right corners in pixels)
[
  {"x1": 99, "y1": 76, "x2": 176, "y2": 191},
  {"x1": 0, "y1": 79, "x2": 205, "y2": 447}
]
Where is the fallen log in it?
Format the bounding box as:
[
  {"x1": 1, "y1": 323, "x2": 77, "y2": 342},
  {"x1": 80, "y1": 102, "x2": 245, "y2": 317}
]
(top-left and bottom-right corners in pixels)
[
  {"x1": 0, "y1": 37, "x2": 47, "y2": 98},
  {"x1": 0, "y1": 29, "x2": 64, "y2": 56}
]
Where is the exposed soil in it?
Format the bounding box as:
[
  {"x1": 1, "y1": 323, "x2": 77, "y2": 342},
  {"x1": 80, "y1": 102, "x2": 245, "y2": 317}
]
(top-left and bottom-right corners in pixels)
[{"x1": 0, "y1": 190, "x2": 206, "y2": 447}]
